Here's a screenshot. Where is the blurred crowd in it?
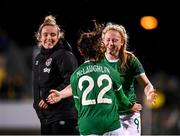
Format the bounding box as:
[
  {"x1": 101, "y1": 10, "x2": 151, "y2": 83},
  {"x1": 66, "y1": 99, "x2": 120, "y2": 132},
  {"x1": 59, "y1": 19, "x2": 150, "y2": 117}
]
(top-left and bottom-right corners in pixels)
[{"x1": 0, "y1": 30, "x2": 32, "y2": 100}]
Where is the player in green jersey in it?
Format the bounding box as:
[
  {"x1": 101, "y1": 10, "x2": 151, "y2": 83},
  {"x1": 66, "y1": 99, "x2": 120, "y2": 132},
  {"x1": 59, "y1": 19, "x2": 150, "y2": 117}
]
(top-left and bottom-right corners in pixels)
[
  {"x1": 47, "y1": 21, "x2": 142, "y2": 135},
  {"x1": 101, "y1": 22, "x2": 157, "y2": 136}
]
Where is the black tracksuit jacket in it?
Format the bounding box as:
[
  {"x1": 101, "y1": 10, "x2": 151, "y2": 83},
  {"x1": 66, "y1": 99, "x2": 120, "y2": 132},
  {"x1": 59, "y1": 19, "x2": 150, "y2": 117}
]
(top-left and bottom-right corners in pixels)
[{"x1": 33, "y1": 39, "x2": 78, "y2": 124}]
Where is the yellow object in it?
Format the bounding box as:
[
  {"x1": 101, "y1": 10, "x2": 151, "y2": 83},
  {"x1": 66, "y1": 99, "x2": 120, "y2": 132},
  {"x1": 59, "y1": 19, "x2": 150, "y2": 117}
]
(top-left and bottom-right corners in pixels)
[
  {"x1": 145, "y1": 90, "x2": 165, "y2": 109},
  {"x1": 0, "y1": 68, "x2": 7, "y2": 88},
  {"x1": 140, "y1": 16, "x2": 158, "y2": 30}
]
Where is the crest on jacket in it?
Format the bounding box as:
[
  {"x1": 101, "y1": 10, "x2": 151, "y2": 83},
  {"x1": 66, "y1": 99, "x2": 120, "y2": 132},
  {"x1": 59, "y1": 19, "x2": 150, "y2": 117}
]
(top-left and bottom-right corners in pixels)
[{"x1": 46, "y1": 58, "x2": 52, "y2": 66}]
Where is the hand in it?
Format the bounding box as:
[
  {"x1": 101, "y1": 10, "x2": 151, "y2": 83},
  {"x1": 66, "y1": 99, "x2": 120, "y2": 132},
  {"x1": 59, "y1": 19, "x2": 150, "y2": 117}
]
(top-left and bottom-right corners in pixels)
[
  {"x1": 146, "y1": 90, "x2": 157, "y2": 105},
  {"x1": 46, "y1": 89, "x2": 62, "y2": 104},
  {"x1": 38, "y1": 99, "x2": 48, "y2": 109},
  {"x1": 131, "y1": 103, "x2": 142, "y2": 112}
]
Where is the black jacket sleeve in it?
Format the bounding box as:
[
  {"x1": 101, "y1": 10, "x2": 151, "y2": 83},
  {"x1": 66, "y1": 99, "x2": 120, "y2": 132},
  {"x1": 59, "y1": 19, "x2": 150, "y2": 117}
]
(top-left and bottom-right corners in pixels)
[{"x1": 32, "y1": 59, "x2": 44, "y2": 120}]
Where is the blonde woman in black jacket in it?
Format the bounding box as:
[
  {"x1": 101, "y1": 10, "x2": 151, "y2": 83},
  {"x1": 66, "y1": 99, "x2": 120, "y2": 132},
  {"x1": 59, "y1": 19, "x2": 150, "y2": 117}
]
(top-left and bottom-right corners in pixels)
[{"x1": 33, "y1": 15, "x2": 79, "y2": 135}]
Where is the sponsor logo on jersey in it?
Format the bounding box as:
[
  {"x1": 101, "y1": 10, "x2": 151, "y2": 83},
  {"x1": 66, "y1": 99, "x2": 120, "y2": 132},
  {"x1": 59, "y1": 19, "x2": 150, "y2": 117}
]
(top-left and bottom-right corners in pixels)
[{"x1": 43, "y1": 67, "x2": 51, "y2": 73}]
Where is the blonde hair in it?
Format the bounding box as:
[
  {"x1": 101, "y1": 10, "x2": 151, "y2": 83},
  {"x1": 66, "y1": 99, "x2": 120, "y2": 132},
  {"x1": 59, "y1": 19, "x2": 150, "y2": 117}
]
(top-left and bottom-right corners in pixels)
[
  {"x1": 102, "y1": 22, "x2": 134, "y2": 71},
  {"x1": 35, "y1": 15, "x2": 64, "y2": 47}
]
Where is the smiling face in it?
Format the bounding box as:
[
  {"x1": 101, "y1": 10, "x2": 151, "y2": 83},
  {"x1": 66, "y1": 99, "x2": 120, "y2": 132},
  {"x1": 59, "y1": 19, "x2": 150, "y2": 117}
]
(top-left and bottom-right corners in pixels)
[
  {"x1": 39, "y1": 25, "x2": 60, "y2": 49},
  {"x1": 103, "y1": 30, "x2": 124, "y2": 59}
]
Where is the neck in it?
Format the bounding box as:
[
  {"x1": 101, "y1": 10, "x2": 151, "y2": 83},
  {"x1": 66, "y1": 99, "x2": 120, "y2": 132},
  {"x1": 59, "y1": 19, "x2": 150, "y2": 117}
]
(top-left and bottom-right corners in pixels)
[{"x1": 105, "y1": 52, "x2": 118, "y2": 60}]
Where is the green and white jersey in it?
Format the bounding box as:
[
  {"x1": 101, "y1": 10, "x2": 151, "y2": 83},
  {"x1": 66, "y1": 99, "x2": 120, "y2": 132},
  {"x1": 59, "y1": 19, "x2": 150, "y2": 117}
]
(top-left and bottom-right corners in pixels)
[
  {"x1": 102, "y1": 53, "x2": 145, "y2": 115},
  {"x1": 70, "y1": 61, "x2": 132, "y2": 135}
]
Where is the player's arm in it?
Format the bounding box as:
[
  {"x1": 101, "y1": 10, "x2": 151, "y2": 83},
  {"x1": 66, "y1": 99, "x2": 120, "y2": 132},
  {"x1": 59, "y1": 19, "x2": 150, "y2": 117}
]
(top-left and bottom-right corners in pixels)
[
  {"x1": 115, "y1": 86, "x2": 133, "y2": 108},
  {"x1": 111, "y1": 70, "x2": 141, "y2": 112},
  {"x1": 47, "y1": 84, "x2": 72, "y2": 104},
  {"x1": 115, "y1": 87, "x2": 142, "y2": 112},
  {"x1": 136, "y1": 73, "x2": 157, "y2": 104},
  {"x1": 132, "y1": 57, "x2": 157, "y2": 104}
]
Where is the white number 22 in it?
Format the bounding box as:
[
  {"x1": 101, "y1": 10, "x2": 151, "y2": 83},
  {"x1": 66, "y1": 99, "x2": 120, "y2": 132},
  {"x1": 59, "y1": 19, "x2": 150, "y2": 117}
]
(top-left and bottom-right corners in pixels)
[{"x1": 78, "y1": 74, "x2": 112, "y2": 106}]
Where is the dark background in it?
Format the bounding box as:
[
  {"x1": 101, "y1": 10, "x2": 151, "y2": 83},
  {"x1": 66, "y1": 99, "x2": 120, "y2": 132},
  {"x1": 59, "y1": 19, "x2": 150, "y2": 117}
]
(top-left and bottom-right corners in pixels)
[{"x1": 0, "y1": 0, "x2": 179, "y2": 75}]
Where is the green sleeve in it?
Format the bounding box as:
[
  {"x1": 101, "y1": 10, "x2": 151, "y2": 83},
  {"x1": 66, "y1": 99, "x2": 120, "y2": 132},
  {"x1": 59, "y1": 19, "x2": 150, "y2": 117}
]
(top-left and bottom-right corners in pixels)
[
  {"x1": 115, "y1": 88, "x2": 133, "y2": 108},
  {"x1": 70, "y1": 74, "x2": 80, "y2": 111},
  {"x1": 131, "y1": 56, "x2": 145, "y2": 76}
]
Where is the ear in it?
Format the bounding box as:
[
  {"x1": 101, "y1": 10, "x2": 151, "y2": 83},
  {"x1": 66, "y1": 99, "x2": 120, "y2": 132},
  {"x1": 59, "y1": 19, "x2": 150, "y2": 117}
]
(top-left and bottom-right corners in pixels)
[
  {"x1": 58, "y1": 31, "x2": 64, "y2": 39},
  {"x1": 58, "y1": 32, "x2": 61, "y2": 39},
  {"x1": 37, "y1": 33, "x2": 41, "y2": 41}
]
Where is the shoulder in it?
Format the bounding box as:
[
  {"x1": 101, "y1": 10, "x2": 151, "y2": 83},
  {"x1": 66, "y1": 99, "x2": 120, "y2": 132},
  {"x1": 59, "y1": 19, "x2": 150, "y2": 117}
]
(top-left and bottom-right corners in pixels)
[
  {"x1": 53, "y1": 49, "x2": 76, "y2": 59},
  {"x1": 56, "y1": 49, "x2": 74, "y2": 55},
  {"x1": 70, "y1": 66, "x2": 81, "y2": 81},
  {"x1": 126, "y1": 51, "x2": 135, "y2": 60},
  {"x1": 98, "y1": 61, "x2": 118, "y2": 74},
  {"x1": 126, "y1": 51, "x2": 141, "y2": 63},
  {"x1": 71, "y1": 63, "x2": 86, "y2": 76},
  {"x1": 34, "y1": 53, "x2": 41, "y2": 60}
]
